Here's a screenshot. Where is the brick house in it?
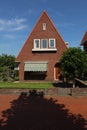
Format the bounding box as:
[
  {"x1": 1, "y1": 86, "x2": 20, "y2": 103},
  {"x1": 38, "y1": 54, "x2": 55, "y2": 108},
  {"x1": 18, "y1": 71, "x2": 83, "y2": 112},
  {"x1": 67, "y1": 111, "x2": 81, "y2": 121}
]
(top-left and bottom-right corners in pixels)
[
  {"x1": 16, "y1": 11, "x2": 67, "y2": 81},
  {"x1": 80, "y1": 31, "x2": 87, "y2": 53}
]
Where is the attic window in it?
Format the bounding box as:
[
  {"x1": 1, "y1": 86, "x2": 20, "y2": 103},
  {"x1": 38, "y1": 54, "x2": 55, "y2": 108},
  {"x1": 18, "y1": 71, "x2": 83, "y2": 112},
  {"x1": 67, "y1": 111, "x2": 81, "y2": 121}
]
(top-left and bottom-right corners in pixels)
[
  {"x1": 41, "y1": 39, "x2": 48, "y2": 48},
  {"x1": 49, "y1": 39, "x2": 55, "y2": 48},
  {"x1": 32, "y1": 39, "x2": 57, "y2": 51},
  {"x1": 34, "y1": 39, "x2": 40, "y2": 49},
  {"x1": 43, "y1": 23, "x2": 46, "y2": 30}
]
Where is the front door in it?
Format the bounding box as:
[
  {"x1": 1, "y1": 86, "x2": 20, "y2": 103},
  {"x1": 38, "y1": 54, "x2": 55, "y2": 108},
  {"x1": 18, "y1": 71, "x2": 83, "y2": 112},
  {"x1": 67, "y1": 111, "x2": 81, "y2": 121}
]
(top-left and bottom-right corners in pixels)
[{"x1": 54, "y1": 63, "x2": 60, "y2": 80}]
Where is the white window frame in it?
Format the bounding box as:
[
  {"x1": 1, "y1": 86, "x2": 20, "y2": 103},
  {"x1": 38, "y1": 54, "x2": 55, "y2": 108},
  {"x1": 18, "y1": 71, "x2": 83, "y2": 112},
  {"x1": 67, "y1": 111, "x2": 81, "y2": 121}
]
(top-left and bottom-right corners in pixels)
[
  {"x1": 43, "y1": 23, "x2": 46, "y2": 30},
  {"x1": 41, "y1": 39, "x2": 48, "y2": 49},
  {"x1": 34, "y1": 39, "x2": 40, "y2": 49},
  {"x1": 49, "y1": 39, "x2": 56, "y2": 48}
]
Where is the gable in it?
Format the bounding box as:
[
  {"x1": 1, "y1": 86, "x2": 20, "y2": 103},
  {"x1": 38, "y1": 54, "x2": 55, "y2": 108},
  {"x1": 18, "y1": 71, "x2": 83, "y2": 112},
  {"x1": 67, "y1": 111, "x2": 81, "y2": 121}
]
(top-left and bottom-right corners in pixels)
[
  {"x1": 80, "y1": 31, "x2": 87, "y2": 45},
  {"x1": 16, "y1": 11, "x2": 67, "y2": 61}
]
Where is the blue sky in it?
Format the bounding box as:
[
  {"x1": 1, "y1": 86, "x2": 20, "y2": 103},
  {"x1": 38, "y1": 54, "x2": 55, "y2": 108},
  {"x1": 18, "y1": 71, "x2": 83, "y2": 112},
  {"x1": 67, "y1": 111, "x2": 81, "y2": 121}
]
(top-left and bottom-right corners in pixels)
[{"x1": 0, "y1": 0, "x2": 87, "y2": 56}]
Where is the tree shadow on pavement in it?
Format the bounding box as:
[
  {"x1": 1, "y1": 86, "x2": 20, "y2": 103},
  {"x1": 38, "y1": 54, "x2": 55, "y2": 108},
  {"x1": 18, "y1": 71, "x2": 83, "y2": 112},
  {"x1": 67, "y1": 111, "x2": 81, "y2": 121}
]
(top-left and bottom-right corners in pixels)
[{"x1": 0, "y1": 90, "x2": 87, "y2": 130}]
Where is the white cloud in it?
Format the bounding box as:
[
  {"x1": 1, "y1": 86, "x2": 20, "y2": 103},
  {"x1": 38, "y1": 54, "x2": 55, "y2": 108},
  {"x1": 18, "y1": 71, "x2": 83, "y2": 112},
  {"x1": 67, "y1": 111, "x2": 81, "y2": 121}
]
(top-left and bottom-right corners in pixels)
[
  {"x1": 58, "y1": 23, "x2": 74, "y2": 28},
  {"x1": 56, "y1": 22, "x2": 75, "y2": 31},
  {"x1": 0, "y1": 27, "x2": 3, "y2": 31},
  {"x1": 13, "y1": 25, "x2": 27, "y2": 31},
  {"x1": 7, "y1": 18, "x2": 26, "y2": 25},
  {"x1": 0, "y1": 18, "x2": 27, "y2": 31},
  {"x1": 47, "y1": 8, "x2": 64, "y2": 17},
  {"x1": 27, "y1": 9, "x2": 34, "y2": 14},
  {"x1": 0, "y1": 19, "x2": 5, "y2": 25},
  {"x1": 3, "y1": 34, "x2": 15, "y2": 39}
]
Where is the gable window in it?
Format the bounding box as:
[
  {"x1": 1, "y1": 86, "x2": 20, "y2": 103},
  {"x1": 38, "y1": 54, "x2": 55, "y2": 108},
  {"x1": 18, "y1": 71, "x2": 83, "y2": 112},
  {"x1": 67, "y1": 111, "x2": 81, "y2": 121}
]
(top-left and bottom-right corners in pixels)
[
  {"x1": 41, "y1": 39, "x2": 48, "y2": 48},
  {"x1": 49, "y1": 39, "x2": 55, "y2": 48},
  {"x1": 34, "y1": 39, "x2": 40, "y2": 49},
  {"x1": 32, "y1": 38, "x2": 57, "y2": 51},
  {"x1": 43, "y1": 23, "x2": 46, "y2": 30}
]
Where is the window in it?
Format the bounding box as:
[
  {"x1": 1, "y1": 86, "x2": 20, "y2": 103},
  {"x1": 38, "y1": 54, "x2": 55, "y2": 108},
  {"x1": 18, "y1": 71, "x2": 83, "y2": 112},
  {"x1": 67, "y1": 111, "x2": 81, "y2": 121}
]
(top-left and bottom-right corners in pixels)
[
  {"x1": 49, "y1": 39, "x2": 55, "y2": 48},
  {"x1": 41, "y1": 39, "x2": 48, "y2": 48},
  {"x1": 32, "y1": 38, "x2": 57, "y2": 51},
  {"x1": 34, "y1": 39, "x2": 40, "y2": 49},
  {"x1": 43, "y1": 23, "x2": 46, "y2": 30}
]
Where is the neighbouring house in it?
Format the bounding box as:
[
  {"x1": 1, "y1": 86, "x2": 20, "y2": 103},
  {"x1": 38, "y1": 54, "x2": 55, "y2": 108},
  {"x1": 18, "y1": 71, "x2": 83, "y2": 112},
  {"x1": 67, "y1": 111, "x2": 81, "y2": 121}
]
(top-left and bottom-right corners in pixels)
[
  {"x1": 80, "y1": 31, "x2": 87, "y2": 53},
  {"x1": 16, "y1": 11, "x2": 67, "y2": 81}
]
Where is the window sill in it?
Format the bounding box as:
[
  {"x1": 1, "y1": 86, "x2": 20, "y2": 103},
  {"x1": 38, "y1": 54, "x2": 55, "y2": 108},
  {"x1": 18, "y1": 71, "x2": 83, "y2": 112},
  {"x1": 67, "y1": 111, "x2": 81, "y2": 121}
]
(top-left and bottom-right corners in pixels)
[{"x1": 32, "y1": 48, "x2": 57, "y2": 52}]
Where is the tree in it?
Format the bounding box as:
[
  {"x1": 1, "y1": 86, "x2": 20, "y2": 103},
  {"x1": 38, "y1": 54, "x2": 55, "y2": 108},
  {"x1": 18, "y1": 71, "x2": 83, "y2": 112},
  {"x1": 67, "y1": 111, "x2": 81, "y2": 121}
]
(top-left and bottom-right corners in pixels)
[
  {"x1": 0, "y1": 54, "x2": 16, "y2": 81},
  {"x1": 0, "y1": 54, "x2": 15, "y2": 68},
  {"x1": 60, "y1": 47, "x2": 87, "y2": 86}
]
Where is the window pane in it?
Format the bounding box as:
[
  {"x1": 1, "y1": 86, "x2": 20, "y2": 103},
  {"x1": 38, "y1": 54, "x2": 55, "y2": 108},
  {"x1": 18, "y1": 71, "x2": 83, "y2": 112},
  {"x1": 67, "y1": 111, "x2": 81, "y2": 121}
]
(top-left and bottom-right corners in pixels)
[
  {"x1": 50, "y1": 39, "x2": 55, "y2": 48},
  {"x1": 42, "y1": 39, "x2": 48, "y2": 48},
  {"x1": 34, "y1": 40, "x2": 40, "y2": 48},
  {"x1": 50, "y1": 40, "x2": 54, "y2": 47}
]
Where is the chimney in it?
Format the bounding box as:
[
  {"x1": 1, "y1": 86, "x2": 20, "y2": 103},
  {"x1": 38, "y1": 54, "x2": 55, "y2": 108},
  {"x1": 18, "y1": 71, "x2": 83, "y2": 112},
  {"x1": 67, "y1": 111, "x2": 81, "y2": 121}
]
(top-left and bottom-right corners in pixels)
[{"x1": 65, "y1": 42, "x2": 69, "y2": 48}]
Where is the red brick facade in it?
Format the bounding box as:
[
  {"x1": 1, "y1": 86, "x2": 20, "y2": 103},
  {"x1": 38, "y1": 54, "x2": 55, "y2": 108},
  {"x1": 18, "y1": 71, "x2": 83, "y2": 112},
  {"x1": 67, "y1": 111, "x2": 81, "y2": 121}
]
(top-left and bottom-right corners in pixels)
[
  {"x1": 80, "y1": 31, "x2": 87, "y2": 53},
  {"x1": 16, "y1": 11, "x2": 67, "y2": 81}
]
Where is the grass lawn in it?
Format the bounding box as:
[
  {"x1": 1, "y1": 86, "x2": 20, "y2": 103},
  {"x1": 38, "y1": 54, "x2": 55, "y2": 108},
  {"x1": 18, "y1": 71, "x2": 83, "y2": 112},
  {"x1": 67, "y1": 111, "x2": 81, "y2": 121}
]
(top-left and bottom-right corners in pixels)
[{"x1": 0, "y1": 82, "x2": 53, "y2": 89}]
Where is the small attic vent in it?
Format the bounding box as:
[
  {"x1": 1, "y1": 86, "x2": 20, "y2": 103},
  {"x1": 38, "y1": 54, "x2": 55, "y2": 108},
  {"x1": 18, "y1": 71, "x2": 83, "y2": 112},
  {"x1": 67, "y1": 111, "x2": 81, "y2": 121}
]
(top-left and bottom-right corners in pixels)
[{"x1": 43, "y1": 23, "x2": 46, "y2": 30}]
